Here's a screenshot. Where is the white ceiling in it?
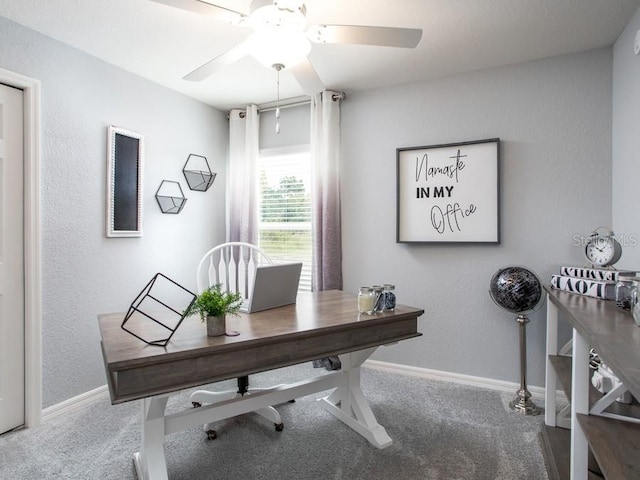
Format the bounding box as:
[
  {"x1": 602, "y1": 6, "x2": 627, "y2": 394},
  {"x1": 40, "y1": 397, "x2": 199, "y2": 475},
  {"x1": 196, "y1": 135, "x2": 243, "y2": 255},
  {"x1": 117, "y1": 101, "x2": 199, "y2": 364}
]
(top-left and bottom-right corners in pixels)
[{"x1": 0, "y1": 0, "x2": 638, "y2": 111}]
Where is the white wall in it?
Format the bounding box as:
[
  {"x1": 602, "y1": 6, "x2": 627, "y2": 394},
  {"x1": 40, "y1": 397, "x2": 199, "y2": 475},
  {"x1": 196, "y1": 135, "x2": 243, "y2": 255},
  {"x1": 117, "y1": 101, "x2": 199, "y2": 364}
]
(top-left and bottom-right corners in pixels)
[
  {"x1": 341, "y1": 49, "x2": 613, "y2": 387},
  {"x1": 613, "y1": 7, "x2": 640, "y2": 268},
  {"x1": 0, "y1": 17, "x2": 228, "y2": 407}
]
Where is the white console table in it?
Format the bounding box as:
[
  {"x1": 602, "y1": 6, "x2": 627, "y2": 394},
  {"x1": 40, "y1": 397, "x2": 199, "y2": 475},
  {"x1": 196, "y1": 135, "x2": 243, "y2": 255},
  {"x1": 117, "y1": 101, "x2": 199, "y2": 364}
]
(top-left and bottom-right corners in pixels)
[{"x1": 543, "y1": 286, "x2": 640, "y2": 479}]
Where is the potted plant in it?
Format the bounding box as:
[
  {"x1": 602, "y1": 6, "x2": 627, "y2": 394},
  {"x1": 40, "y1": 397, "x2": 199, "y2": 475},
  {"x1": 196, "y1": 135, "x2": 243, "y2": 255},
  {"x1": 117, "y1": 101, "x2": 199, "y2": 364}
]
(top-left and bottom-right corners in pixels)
[{"x1": 184, "y1": 284, "x2": 243, "y2": 337}]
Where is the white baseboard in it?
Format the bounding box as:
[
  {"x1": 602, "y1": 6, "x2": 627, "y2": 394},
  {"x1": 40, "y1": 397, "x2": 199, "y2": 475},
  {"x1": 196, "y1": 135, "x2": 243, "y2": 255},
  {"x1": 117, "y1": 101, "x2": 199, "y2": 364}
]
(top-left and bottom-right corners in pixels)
[
  {"x1": 364, "y1": 359, "x2": 567, "y2": 404},
  {"x1": 41, "y1": 384, "x2": 109, "y2": 423}
]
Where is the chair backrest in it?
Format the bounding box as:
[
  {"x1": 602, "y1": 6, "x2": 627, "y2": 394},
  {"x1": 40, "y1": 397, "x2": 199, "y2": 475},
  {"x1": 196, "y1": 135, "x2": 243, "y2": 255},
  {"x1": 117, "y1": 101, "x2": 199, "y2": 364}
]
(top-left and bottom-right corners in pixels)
[{"x1": 196, "y1": 242, "x2": 273, "y2": 299}]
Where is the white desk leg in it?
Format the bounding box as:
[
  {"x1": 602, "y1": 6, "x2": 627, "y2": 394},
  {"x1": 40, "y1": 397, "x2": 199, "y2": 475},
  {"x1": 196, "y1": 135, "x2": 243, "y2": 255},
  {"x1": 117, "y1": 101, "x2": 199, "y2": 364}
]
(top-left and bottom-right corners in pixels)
[
  {"x1": 320, "y1": 347, "x2": 392, "y2": 449},
  {"x1": 545, "y1": 296, "x2": 558, "y2": 427},
  {"x1": 134, "y1": 395, "x2": 169, "y2": 480},
  {"x1": 570, "y1": 328, "x2": 588, "y2": 480}
]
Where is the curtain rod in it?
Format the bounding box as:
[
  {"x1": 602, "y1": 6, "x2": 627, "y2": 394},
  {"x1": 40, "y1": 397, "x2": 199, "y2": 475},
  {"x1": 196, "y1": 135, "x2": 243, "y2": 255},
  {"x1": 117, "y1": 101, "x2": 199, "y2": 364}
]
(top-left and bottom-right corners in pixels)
[
  {"x1": 259, "y1": 99, "x2": 310, "y2": 113},
  {"x1": 232, "y1": 92, "x2": 346, "y2": 118}
]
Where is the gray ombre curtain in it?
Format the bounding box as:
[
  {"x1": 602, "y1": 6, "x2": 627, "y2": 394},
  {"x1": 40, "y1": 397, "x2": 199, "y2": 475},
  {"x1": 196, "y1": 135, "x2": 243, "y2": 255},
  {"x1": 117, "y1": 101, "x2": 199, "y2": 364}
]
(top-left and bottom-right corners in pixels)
[
  {"x1": 310, "y1": 91, "x2": 342, "y2": 292},
  {"x1": 228, "y1": 105, "x2": 260, "y2": 244}
]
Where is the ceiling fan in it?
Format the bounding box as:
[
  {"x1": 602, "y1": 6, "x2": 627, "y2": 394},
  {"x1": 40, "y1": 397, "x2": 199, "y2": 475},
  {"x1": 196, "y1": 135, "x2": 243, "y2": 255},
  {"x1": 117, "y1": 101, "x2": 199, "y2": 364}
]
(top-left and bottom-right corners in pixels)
[{"x1": 151, "y1": 0, "x2": 423, "y2": 95}]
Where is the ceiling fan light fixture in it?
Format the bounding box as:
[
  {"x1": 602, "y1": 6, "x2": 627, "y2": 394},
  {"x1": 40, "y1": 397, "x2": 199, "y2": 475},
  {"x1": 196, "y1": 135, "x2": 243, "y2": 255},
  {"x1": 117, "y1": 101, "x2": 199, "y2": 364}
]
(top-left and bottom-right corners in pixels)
[
  {"x1": 273, "y1": 0, "x2": 305, "y2": 13},
  {"x1": 249, "y1": 1, "x2": 306, "y2": 31},
  {"x1": 308, "y1": 24, "x2": 329, "y2": 43},
  {"x1": 246, "y1": 29, "x2": 311, "y2": 69}
]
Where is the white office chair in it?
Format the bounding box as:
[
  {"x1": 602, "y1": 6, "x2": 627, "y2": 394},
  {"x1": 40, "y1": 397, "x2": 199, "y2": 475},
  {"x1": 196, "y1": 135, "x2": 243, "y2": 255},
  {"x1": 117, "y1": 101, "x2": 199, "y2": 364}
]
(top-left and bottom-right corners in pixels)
[{"x1": 190, "y1": 242, "x2": 284, "y2": 440}]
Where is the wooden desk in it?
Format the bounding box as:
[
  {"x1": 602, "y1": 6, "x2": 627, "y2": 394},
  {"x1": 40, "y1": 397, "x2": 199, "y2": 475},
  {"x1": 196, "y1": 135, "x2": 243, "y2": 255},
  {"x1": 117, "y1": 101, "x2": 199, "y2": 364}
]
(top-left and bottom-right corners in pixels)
[{"x1": 99, "y1": 290, "x2": 424, "y2": 480}]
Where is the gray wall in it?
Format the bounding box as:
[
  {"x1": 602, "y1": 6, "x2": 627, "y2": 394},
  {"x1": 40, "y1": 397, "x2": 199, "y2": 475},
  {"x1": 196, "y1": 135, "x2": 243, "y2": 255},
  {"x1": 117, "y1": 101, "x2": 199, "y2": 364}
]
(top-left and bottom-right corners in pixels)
[
  {"x1": 0, "y1": 13, "x2": 623, "y2": 407},
  {"x1": 613, "y1": 7, "x2": 640, "y2": 267},
  {"x1": 259, "y1": 104, "x2": 310, "y2": 149},
  {"x1": 0, "y1": 17, "x2": 228, "y2": 407},
  {"x1": 340, "y1": 49, "x2": 613, "y2": 387}
]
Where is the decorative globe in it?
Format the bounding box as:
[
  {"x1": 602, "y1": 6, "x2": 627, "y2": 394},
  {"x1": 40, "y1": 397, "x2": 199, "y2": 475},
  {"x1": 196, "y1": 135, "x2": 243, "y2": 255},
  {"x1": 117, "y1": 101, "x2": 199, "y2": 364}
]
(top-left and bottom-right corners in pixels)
[{"x1": 489, "y1": 266, "x2": 542, "y2": 314}]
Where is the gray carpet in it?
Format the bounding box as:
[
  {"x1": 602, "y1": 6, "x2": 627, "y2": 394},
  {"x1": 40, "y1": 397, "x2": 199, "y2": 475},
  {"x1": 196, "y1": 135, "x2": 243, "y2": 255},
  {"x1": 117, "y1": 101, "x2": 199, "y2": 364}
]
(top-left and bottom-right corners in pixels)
[{"x1": 0, "y1": 364, "x2": 549, "y2": 479}]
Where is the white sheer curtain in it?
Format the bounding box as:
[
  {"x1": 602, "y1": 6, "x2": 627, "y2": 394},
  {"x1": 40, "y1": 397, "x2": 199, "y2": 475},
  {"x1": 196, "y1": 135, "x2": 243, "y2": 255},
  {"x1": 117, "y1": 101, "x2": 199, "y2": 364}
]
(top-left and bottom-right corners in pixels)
[
  {"x1": 310, "y1": 91, "x2": 342, "y2": 291},
  {"x1": 228, "y1": 105, "x2": 260, "y2": 244}
]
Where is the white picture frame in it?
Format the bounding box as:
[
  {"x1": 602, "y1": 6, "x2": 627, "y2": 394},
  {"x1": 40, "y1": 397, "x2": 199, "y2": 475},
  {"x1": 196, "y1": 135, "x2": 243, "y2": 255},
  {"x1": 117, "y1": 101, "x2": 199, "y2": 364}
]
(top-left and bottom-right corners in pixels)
[{"x1": 106, "y1": 125, "x2": 144, "y2": 237}]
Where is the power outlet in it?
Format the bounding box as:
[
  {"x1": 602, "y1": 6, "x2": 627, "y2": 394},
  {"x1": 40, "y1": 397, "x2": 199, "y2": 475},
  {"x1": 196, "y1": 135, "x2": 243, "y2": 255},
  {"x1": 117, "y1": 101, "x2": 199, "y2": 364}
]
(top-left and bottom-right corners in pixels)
[{"x1": 635, "y1": 29, "x2": 640, "y2": 55}]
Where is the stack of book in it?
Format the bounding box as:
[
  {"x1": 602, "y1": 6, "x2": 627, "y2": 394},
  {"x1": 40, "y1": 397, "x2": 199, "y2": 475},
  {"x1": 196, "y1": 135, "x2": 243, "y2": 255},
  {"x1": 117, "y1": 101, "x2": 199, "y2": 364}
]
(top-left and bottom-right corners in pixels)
[{"x1": 550, "y1": 266, "x2": 636, "y2": 300}]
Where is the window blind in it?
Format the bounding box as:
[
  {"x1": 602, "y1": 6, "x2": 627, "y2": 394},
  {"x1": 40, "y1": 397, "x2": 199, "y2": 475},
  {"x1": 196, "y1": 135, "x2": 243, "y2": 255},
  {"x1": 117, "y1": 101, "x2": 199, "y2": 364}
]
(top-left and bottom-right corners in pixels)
[{"x1": 258, "y1": 146, "x2": 312, "y2": 291}]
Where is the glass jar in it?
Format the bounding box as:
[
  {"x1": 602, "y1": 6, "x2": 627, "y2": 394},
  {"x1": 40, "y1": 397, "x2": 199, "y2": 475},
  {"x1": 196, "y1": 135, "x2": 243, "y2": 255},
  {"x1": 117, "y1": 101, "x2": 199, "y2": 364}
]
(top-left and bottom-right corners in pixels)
[
  {"x1": 358, "y1": 287, "x2": 375, "y2": 315},
  {"x1": 615, "y1": 275, "x2": 637, "y2": 310},
  {"x1": 372, "y1": 285, "x2": 385, "y2": 313},
  {"x1": 383, "y1": 284, "x2": 396, "y2": 311}
]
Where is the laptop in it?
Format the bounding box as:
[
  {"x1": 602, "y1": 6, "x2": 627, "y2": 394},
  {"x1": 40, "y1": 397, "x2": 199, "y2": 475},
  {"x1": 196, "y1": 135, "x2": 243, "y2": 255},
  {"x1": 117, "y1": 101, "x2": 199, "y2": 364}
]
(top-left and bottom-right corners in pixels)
[{"x1": 240, "y1": 262, "x2": 303, "y2": 313}]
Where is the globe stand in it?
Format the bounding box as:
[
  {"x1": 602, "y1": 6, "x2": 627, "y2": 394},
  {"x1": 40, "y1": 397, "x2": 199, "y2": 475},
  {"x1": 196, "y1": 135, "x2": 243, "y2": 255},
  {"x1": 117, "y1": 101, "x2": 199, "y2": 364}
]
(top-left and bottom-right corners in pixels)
[{"x1": 510, "y1": 314, "x2": 542, "y2": 415}]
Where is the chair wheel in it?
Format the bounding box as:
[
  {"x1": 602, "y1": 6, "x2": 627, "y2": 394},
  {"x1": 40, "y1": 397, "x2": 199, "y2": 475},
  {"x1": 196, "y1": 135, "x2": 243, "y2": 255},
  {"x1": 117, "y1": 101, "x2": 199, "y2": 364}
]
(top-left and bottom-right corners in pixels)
[
  {"x1": 206, "y1": 429, "x2": 217, "y2": 440},
  {"x1": 192, "y1": 401, "x2": 202, "y2": 408},
  {"x1": 275, "y1": 423, "x2": 284, "y2": 432}
]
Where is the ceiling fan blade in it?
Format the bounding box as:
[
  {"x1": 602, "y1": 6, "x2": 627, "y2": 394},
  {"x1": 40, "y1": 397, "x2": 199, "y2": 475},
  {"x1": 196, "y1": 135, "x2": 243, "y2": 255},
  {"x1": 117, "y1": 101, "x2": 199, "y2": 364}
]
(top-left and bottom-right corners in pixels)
[
  {"x1": 291, "y1": 58, "x2": 325, "y2": 95},
  {"x1": 184, "y1": 43, "x2": 249, "y2": 81},
  {"x1": 308, "y1": 25, "x2": 422, "y2": 48},
  {"x1": 149, "y1": 0, "x2": 246, "y2": 23}
]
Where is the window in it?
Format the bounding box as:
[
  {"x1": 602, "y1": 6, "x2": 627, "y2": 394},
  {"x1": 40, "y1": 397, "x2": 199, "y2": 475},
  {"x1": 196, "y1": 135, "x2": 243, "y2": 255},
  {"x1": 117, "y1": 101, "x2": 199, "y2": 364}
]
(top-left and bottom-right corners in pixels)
[{"x1": 258, "y1": 146, "x2": 312, "y2": 291}]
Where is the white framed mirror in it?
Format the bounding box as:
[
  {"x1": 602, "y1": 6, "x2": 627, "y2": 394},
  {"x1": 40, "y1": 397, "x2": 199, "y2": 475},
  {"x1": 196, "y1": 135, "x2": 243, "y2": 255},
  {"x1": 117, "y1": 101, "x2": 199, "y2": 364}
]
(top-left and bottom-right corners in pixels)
[{"x1": 106, "y1": 125, "x2": 144, "y2": 237}]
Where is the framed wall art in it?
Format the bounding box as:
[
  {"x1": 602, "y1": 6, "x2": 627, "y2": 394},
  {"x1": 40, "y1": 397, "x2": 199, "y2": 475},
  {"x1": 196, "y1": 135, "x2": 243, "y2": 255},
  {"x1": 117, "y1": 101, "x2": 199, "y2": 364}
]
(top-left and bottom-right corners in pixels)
[
  {"x1": 106, "y1": 125, "x2": 144, "y2": 237},
  {"x1": 396, "y1": 138, "x2": 500, "y2": 243}
]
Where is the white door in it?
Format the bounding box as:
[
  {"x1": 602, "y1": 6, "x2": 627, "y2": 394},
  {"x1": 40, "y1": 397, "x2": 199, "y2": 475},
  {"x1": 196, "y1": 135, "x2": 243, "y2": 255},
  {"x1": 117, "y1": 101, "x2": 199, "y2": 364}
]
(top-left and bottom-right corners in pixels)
[{"x1": 0, "y1": 83, "x2": 25, "y2": 434}]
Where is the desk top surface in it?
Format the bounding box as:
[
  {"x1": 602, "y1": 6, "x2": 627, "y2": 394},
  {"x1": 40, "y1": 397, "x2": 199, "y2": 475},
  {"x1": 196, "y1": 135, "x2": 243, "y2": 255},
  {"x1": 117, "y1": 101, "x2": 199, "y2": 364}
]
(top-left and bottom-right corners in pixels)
[
  {"x1": 545, "y1": 286, "x2": 640, "y2": 401},
  {"x1": 99, "y1": 289, "x2": 424, "y2": 372}
]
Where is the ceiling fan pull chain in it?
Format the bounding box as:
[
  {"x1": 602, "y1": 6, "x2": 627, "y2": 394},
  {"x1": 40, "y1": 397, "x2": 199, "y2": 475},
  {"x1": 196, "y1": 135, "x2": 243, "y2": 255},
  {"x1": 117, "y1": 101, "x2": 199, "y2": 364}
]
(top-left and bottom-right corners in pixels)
[{"x1": 274, "y1": 63, "x2": 284, "y2": 134}]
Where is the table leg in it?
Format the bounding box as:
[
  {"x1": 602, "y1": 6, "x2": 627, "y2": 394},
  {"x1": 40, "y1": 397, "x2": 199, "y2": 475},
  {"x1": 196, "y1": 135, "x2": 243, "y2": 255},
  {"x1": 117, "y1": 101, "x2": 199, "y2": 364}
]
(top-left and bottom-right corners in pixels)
[
  {"x1": 319, "y1": 347, "x2": 392, "y2": 449},
  {"x1": 570, "y1": 328, "x2": 589, "y2": 480},
  {"x1": 545, "y1": 296, "x2": 558, "y2": 427},
  {"x1": 134, "y1": 395, "x2": 170, "y2": 480}
]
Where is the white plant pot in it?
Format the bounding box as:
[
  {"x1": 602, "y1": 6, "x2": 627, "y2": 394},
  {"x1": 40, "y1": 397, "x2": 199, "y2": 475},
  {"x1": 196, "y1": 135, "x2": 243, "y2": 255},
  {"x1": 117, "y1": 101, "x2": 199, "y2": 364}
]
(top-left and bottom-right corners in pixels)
[{"x1": 206, "y1": 315, "x2": 226, "y2": 337}]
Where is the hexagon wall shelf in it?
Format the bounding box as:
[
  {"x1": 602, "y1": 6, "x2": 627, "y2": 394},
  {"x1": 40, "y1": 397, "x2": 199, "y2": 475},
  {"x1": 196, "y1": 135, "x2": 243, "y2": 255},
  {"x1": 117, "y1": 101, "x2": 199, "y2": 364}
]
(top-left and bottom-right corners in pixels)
[
  {"x1": 183, "y1": 154, "x2": 216, "y2": 192},
  {"x1": 155, "y1": 180, "x2": 186, "y2": 214}
]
